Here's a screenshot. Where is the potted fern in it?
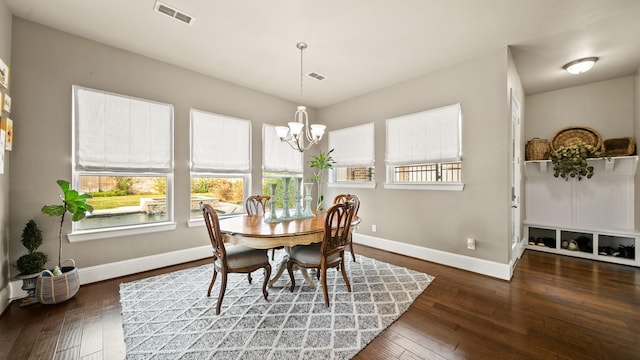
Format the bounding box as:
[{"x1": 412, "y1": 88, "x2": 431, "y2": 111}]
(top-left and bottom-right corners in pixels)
[
  {"x1": 308, "y1": 149, "x2": 335, "y2": 211},
  {"x1": 38, "y1": 180, "x2": 93, "y2": 304}
]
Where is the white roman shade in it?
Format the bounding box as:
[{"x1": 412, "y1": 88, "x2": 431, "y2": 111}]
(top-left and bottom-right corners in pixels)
[
  {"x1": 190, "y1": 109, "x2": 251, "y2": 172},
  {"x1": 263, "y1": 124, "x2": 303, "y2": 173},
  {"x1": 385, "y1": 103, "x2": 461, "y2": 165},
  {"x1": 74, "y1": 86, "x2": 173, "y2": 172},
  {"x1": 328, "y1": 123, "x2": 375, "y2": 167}
]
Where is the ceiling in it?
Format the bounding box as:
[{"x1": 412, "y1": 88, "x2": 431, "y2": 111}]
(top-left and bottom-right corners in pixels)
[{"x1": 5, "y1": 0, "x2": 640, "y2": 108}]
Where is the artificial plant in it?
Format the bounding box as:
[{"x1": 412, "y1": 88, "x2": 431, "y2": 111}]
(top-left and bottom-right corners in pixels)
[
  {"x1": 41, "y1": 180, "x2": 93, "y2": 267},
  {"x1": 550, "y1": 143, "x2": 603, "y2": 181},
  {"x1": 16, "y1": 219, "x2": 48, "y2": 275},
  {"x1": 308, "y1": 148, "x2": 335, "y2": 210}
]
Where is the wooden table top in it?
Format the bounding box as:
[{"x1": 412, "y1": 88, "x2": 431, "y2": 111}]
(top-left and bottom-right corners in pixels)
[
  {"x1": 219, "y1": 211, "x2": 360, "y2": 237},
  {"x1": 218, "y1": 211, "x2": 329, "y2": 238}
]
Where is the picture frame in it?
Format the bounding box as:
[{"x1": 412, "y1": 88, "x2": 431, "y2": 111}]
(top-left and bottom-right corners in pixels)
[
  {"x1": 0, "y1": 58, "x2": 8, "y2": 89},
  {"x1": 0, "y1": 129, "x2": 5, "y2": 174},
  {"x1": 1, "y1": 93, "x2": 11, "y2": 113},
  {"x1": 1, "y1": 117, "x2": 12, "y2": 151}
]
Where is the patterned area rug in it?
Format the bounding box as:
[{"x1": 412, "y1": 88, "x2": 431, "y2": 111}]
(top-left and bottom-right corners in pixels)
[{"x1": 119, "y1": 253, "x2": 434, "y2": 360}]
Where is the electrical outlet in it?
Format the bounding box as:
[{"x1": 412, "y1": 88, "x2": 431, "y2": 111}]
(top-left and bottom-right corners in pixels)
[
  {"x1": 467, "y1": 237, "x2": 476, "y2": 250},
  {"x1": 372, "y1": 224, "x2": 377, "y2": 232}
]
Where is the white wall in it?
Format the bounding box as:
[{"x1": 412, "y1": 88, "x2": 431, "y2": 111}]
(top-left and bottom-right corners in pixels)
[
  {"x1": 0, "y1": 0, "x2": 12, "y2": 313},
  {"x1": 526, "y1": 77, "x2": 634, "y2": 141},
  {"x1": 635, "y1": 68, "x2": 640, "y2": 230},
  {"x1": 526, "y1": 76, "x2": 638, "y2": 232},
  {"x1": 318, "y1": 48, "x2": 513, "y2": 265},
  {"x1": 8, "y1": 18, "x2": 304, "y2": 277}
]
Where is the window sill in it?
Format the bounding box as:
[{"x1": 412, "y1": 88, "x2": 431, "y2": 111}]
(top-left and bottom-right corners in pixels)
[
  {"x1": 383, "y1": 182, "x2": 465, "y2": 191},
  {"x1": 68, "y1": 221, "x2": 177, "y2": 242},
  {"x1": 328, "y1": 182, "x2": 376, "y2": 189},
  {"x1": 187, "y1": 213, "x2": 245, "y2": 228}
]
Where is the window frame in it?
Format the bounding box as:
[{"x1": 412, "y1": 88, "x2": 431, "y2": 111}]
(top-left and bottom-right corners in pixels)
[
  {"x1": 384, "y1": 103, "x2": 464, "y2": 191},
  {"x1": 327, "y1": 123, "x2": 376, "y2": 189},
  {"x1": 70, "y1": 86, "x2": 176, "y2": 241},
  {"x1": 187, "y1": 172, "x2": 251, "y2": 227},
  {"x1": 188, "y1": 109, "x2": 253, "y2": 227}
]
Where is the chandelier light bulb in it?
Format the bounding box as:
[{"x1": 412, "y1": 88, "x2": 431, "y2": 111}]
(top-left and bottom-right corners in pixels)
[{"x1": 276, "y1": 43, "x2": 327, "y2": 152}]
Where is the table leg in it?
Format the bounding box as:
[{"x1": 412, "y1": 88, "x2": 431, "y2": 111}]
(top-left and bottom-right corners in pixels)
[
  {"x1": 268, "y1": 254, "x2": 289, "y2": 288},
  {"x1": 267, "y1": 248, "x2": 317, "y2": 289}
]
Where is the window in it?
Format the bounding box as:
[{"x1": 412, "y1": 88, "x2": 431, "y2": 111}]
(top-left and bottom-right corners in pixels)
[
  {"x1": 190, "y1": 109, "x2": 251, "y2": 219},
  {"x1": 72, "y1": 86, "x2": 174, "y2": 235},
  {"x1": 263, "y1": 124, "x2": 303, "y2": 209},
  {"x1": 385, "y1": 103, "x2": 463, "y2": 191},
  {"x1": 328, "y1": 123, "x2": 375, "y2": 187}
]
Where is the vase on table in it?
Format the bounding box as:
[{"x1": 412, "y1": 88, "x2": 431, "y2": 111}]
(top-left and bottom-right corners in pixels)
[
  {"x1": 265, "y1": 183, "x2": 280, "y2": 223},
  {"x1": 280, "y1": 177, "x2": 293, "y2": 220},
  {"x1": 303, "y1": 182, "x2": 314, "y2": 217}
]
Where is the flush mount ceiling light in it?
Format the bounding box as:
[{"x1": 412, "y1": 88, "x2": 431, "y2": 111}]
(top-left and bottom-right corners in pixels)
[
  {"x1": 563, "y1": 57, "x2": 598, "y2": 75},
  {"x1": 275, "y1": 42, "x2": 326, "y2": 153}
]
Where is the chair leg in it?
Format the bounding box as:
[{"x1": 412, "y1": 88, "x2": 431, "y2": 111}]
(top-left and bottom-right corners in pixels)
[
  {"x1": 340, "y1": 259, "x2": 352, "y2": 293},
  {"x1": 262, "y1": 264, "x2": 272, "y2": 300},
  {"x1": 286, "y1": 261, "x2": 296, "y2": 292},
  {"x1": 321, "y1": 265, "x2": 330, "y2": 307},
  {"x1": 247, "y1": 272, "x2": 252, "y2": 284},
  {"x1": 271, "y1": 248, "x2": 276, "y2": 260},
  {"x1": 207, "y1": 268, "x2": 218, "y2": 297},
  {"x1": 349, "y1": 238, "x2": 356, "y2": 262},
  {"x1": 215, "y1": 272, "x2": 228, "y2": 315}
]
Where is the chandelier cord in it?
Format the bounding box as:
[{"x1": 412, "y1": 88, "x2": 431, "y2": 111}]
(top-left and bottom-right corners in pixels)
[{"x1": 299, "y1": 43, "x2": 304, "y2": 104}]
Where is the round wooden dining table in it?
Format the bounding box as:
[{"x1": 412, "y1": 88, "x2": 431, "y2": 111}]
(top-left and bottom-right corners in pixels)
[{"x1": 218, "y1": 211, "x2": 359, "y2": 288}]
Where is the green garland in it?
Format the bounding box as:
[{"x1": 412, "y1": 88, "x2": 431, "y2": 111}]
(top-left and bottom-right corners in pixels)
[{"x1": 550, "y1": 143, "x2": 602, "y2": 181}]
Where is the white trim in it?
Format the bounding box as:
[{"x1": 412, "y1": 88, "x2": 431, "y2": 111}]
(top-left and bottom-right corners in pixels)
[
  {"x1": 383, "y1": 182, "x2": 464, "y2": 191},
  {"x1": 0, "y1": 284, "x2": 10, "y2": 315},
  {"x1": 352, "y1": 233, "x2": 511, "y2": 280},
  {"x1": 8, "y1": 245, "x2": 213, "y2": 303},
  {"x1": 68, "y1": 221, "x2": 177, "y2": 242},
  {"x1": 328, "y1": 182, "x2": 376, "y2": 189},
  {"x1": 77, "y1": 245, "x2": 211, "y2": 284}
]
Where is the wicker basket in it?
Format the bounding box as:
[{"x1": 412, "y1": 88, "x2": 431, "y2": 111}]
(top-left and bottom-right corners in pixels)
[
  {"x1": 550, "y1": 126, "x2": 603, "y2": 151},
  {"x1": 603, "y1": 137, "x2": 635, "y2": 156},
  {"x1": 35, "y1": 259, "x2": 80, "y2": 305},
  {"x1": 525, "y1": 138, "x2": 550, "y2": 160}
]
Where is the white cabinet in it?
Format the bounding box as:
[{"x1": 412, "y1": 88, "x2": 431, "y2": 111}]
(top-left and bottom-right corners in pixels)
[{"x1": 524, "y1": 156, "x2": 638, "y2": 267}]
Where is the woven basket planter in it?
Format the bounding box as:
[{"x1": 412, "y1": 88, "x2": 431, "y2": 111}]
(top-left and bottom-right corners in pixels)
[
  {"x1": 603, "y1": 137, "x2": 635, "y2": 157},
  {"x1": 35, "y1": 259, "x2": 80, "y2": 305},
  {"x1": 525, "y1": 138, "x2": 550, "y2": 160},
  {"x1": 550, "y1": 126, "x2": 603, "y2": 152}
]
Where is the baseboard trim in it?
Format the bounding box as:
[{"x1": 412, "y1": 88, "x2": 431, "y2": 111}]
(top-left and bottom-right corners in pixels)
[
  {"x1": 77, "y1": 245, "x2": 212, "y2": 284},
  {"x1": 353, "y1": 233, "x2": 512, "y2": 280},
  {"x1": 0, "y1": 284, "x2": 10, "y2": 315},
  {"x1": 6, "y1": 234, "x2": 512, "y2": 309},
  {"x1": 9, "y1": 245, "x2": 212, "y2": 302}
]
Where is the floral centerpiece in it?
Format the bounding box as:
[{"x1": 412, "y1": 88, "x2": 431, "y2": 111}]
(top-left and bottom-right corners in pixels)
[{"x1": 550, "y1": 143, "x2": 603, "y2": 181}]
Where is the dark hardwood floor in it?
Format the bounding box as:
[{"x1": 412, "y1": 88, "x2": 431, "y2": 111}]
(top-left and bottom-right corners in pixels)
[{"x1": 1, "y1": 245, "x2": 639, "y2": 359}]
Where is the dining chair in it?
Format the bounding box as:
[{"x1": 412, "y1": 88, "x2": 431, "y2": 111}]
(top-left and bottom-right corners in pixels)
[
  {"x1": 333, "y1": 194, "x2": 361, "y2": 262},
  {"x1": 245, "y1": 195, "x2": 282, "y2": 260},
  {"x1": 286, "y1": 202, "x2": 355, "y2": 307},
  {"x1": 201, "y1": 203, "x2": 271, "y2": 315}
]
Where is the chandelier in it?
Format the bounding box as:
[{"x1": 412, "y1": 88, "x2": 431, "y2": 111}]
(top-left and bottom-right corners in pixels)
[{"x1": 275, "y1": 42, "x2": 326, "y2": 152}]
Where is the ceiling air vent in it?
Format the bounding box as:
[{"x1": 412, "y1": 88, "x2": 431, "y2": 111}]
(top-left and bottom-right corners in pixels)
[
  {"x1": 154, "y1": 1, "x2": 194, "y2": 25},
  {"x1": 308, "y1": 72, "x2": 326, "y2": 81}
]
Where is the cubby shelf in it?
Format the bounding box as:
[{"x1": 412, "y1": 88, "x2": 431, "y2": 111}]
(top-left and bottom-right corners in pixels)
[
  {"x1": 524, "y1": 155, "x2": 639, "y2": 267},
  {"x1": 525, "y1": 224, "x2": 638, "y2": 266}
]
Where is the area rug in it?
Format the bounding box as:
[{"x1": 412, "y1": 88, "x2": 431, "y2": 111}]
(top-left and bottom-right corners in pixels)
[{"x1": 119, "y1": 253, "x2": 434, "y2": 360}]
